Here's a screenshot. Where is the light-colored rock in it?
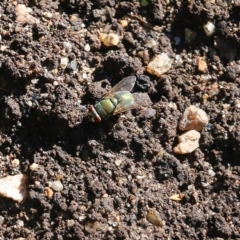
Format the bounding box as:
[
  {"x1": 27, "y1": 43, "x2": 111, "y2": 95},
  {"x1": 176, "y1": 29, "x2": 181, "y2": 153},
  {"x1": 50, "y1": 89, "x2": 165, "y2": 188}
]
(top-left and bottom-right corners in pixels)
[
  {"x1": 0, "y1": 216, "x2": 4, "y2": 225},
  {"x1": 173, "y1": 130, "x2": 201, "y2": 154},
  {"x1": 29, "y1": 163, "x2": 39, "y2": 171},
  {"x1": 51, "y1": 180, "x2": 63, "y2": 192},
  {"x1": 197, "y1": 57, "x2": 208, "y2": 73},
  {"x1": 146, "y1": 209, "x2": 163, "y2": 227},
  {"x1": 44, "y1": 187, "x2": 53, "y2": 199},
  {"x1": 179, "y1": 105, "x2": 209, "y2": 131},
  {"x1": 146, "y1": 53, "x2": 172, "y2": 77},
  {"x1": 203, "y1": 21, "x2": 216, "y2": 36},
  {"x1": 66, "y1": 219, "x2": 75, "y2": 228},
  {"x1": 119, "y1": 19, "x2": 129, "y2": 28},
  {"x1": 16, "y1": 4, "x2": 39, "y2": 25},
  {"x1": 60, "y1": 57, "x2": 69, "y2": 69},
  {"x1": 84, "y1": 44, "x2": 90, "y2": 52},
  {"x1": 0, "y1": 174, "x2": 28, "y2": 202},
  {"x1": 99, "y1": 33, "x2": 120, "y2": 47},
  {"x1": 12, "y1": 159, "x2": 20, "y2": 167}
]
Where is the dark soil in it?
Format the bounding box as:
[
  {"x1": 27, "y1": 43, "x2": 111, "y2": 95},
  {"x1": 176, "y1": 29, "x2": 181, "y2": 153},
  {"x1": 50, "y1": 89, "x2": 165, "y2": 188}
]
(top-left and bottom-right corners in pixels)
[{"x1": 0, "y1": 0, "x2": 240, "y2": 239}]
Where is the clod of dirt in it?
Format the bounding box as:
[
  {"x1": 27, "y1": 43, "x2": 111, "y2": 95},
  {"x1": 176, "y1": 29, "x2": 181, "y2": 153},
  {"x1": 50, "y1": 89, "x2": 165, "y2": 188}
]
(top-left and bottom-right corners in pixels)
[
  {"x1": 138, "y1": 108, "x2": 156, "y2": 119},
  {"x1": 104, "y1": 51, "x2": 142, "y2": 76},
  {"x1": 184, "y1": 28, "x2": 197, "y2": 44},
  {"x1": 84, "y1": 219, "x2": 100, "y2": 234},
  {"x1": 146, "y1": 209, "x2": 163, "y2": 227},
  {"x1": 173, "y1": 130, "x2": 201, "y2": 154},
  {"x1": 99, "y1": 33, "x2": 120, "y2": 47},
  {"x1": 0, "y1": 174, "x2": 28, "y2": 203},
  {"x1": 146, "y1": 53, "x2": 172, "y2": 77},
  {"x1": 179, "y1": 105, "x2": 209, "y2": 132},
  {"x1": 197, "y1": 57, "x2": 208, "y2": 73}
]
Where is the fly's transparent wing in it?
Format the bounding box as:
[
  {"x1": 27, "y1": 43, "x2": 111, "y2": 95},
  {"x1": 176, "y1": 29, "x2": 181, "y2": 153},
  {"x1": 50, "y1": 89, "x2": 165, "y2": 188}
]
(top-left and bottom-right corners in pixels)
[
  {"x1": 112, "y1": 101, "x2": 139, "y2": 115},
  {"x1": 132, "y1": 92, "x2": 151, "y2": 108},
  {"x1": 112, "y1": 92, "x2": 151, "y2": 115},
  {"x1": 104, "y1": 76, "x2": 136, "y2": 98}
]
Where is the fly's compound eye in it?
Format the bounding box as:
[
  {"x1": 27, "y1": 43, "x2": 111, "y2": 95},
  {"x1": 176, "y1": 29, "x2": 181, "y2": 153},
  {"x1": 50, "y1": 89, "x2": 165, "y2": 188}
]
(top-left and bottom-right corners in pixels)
[{"x1": 88, "y1": 106, "x2": 101, "y2": 122}]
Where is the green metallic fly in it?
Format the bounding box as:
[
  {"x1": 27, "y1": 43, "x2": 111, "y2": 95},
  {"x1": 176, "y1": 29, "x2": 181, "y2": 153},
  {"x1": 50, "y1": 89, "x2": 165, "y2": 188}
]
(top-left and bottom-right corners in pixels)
[{"x1": 88, "y1": 76, "x2": 148, "y2": 122}]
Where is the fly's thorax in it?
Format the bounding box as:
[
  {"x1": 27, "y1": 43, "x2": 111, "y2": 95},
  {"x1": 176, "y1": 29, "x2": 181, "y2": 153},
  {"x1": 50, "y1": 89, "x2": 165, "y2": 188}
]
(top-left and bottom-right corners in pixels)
[{"x1": 94, "y1": 98, "x2": 118, "y2": 119}]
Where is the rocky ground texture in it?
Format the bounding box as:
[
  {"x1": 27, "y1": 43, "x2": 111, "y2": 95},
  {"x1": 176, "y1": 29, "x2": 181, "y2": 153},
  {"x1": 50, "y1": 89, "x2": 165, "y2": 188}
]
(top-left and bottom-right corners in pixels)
[{"x1": 0, "y1": 0, "x2": 240, "y2": 239}]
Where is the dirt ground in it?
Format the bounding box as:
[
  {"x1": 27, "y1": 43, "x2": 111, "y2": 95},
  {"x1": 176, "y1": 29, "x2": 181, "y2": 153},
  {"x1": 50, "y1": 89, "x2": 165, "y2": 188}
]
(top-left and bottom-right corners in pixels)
[{"x1": 0, "y1": 0, "x2": 240, "y2": 239}]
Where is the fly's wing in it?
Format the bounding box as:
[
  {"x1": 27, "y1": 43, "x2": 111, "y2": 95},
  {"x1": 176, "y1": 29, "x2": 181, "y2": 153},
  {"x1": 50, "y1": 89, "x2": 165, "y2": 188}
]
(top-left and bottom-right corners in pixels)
[
  {"x1": 112, "y1": 92, "x2": 151, "y2": 115},
  {"x1": 132, "y1": 92, "x2": 152, "y2": 107},
  {"x1": 103, "y1": 76, "x2": 136, "y2": 98}
]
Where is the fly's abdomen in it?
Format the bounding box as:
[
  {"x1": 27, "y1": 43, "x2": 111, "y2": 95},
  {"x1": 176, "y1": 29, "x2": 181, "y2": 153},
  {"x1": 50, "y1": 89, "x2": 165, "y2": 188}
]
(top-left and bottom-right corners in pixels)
[{"x1": 95, "y1": 98, "x2": 118, "y2": 119}]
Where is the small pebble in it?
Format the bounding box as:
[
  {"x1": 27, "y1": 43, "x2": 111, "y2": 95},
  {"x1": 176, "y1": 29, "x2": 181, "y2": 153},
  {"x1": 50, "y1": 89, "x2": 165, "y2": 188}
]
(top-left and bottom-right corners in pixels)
[
  {"x1": 169, "y1": 193, "x2": 185, "y2": 201},
  {"x1": 67, "y1": 219, "x2": 75, "y2": 228},
  {"x1": 70, "y1": 60, "x2": 77, "y2": 70},
  {"x1": 203, "y1": 21, "x2": 216, "y2": 36},
  {"x1": 197, "y1": 57, "x2": 208, "y2": 72},
  {"x1": 42, "y1": 12, "x2": 53, "y2": 19},
  {"x1": 51, "y1": 180, "x2": 63, "y2": 192},
  {"x1": 29, "y1": 163, "x2": 39, "y2": 171},
  {"x1": 119, "y1": 19, "x2": 128, "y2": 28},
  {"x1": 99, "y1": 33, "x2": 120, "y2": 47},
  {"x1": 174, "y1": 36, "x2": 181, "y2": 45},
  {"x1": 146, "y1": 53, "x2": 172, "y2": 77},
  {"x1": 63, "y1": 41, "x2": 72, "y2": 52},
  {"x1": 0, "y1": 174, "x2": 29, "y2": 202},
  {"x1": 60, "y1": 57, "x2": 69, "y2": 69},
  {"x1": 146, "y1": 209, "x2": 163, "y2": 227},
  {"x1": 17, "y1": 220, "x2": 24, "y2": 227},
  {"x1": 173, "y1": 130, "x2": 200, "y2": 154},
  {"x1": 44, "y1": 187, "x2": 53, "y2": 199},
  {"x1": 115, "y1": 159, "x2": 122, "y2": 166},
  {"x1": 16, "y1": 4, "x2": 40, "y2": 25},
  {"x1": 179, "y1": 105, "x2": 209, "y2": 131},
  {"x1": 84, "y1": 43, "x2": 90, "y2": 51},
  {"x1": 146, "y1": 39, "x2": 157, "y2": 48},
  {"x1": 208, "y1": 169, "x2": 216, "y2": 177},
  {"x1": 12, "y1": 159, "x2": 20, "y2": 167},
  {"x1": 31, "y1": 79, "x2": 39, "y2": 84},
  {"x1": 0, "y1": 216, "x2": 4, "y2": 225}
]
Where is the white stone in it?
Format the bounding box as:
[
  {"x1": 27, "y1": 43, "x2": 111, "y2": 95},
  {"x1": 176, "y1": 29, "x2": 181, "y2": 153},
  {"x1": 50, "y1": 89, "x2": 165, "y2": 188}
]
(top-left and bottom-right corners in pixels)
[
  {"x1": 146, "y1": 53, "x2": 172, "y2": 77},
  {"x1": 51, "y1": 180, "x2": 63, "y2": 191},
  {"x1": 0, "y1": 174, "x2": 29, "y2": 202},
  {"x1": 60, "y1": 57, "x2": 69, "y2": 69},
  {"x1": 84, "y1": 44, "x2": 90, "y2": 51},
  {"x1": 29, "y1": 163, "x2": 39, "y2": 171},
  {"x1": 203, "y1": 22, "x2": 216, "y2": 36},
  {"x1": 12, "y1": 159, "x2": 20, "y2": 167}
]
